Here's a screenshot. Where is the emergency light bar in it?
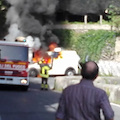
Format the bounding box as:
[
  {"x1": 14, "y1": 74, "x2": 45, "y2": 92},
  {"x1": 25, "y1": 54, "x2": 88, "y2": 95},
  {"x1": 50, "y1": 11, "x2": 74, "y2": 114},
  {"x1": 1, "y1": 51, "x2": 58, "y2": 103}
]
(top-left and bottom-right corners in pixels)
[{"x1": 54, "y1": 47, "x2": 61, "y2": 52}]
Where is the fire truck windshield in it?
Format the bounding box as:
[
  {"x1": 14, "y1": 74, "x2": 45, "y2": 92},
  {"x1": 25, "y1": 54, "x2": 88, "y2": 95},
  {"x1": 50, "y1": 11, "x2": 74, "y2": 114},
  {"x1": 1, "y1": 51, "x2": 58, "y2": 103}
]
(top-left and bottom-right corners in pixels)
[{"x1": 0, "y1": 45, "x2": 28, "y2": 61}]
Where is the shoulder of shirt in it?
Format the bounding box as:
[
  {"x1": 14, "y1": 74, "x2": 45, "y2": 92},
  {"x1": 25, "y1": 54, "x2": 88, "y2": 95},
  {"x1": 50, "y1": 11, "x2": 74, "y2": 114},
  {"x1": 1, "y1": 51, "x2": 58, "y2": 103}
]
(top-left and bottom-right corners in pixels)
[
  {"x1": 64, "y1": 83, "x2": 106, "y2": 95},
  {"x1": 64, "y1": 83, "x2": 80, "y2": 91}
]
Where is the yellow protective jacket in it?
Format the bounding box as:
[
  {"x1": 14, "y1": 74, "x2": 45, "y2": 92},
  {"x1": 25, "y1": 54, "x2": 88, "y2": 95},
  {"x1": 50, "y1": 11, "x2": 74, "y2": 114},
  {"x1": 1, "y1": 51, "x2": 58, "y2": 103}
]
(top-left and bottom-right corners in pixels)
[{"x1": 40, "y1": 64, "x2": 50, "y2": 78}]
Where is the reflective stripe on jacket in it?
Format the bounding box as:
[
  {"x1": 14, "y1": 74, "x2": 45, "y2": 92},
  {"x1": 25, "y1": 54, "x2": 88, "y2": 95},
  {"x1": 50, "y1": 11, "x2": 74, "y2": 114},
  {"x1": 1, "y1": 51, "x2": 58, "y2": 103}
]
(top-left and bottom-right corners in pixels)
[{"x1": 40, "y1": 65, "x2": 50, "y2": 78}]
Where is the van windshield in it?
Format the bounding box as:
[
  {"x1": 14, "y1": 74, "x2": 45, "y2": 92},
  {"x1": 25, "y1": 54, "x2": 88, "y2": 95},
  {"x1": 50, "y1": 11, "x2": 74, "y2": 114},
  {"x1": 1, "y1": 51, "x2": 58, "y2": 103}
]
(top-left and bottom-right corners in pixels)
[{"x1": 0, "y1": 45, "x2": 28, "y2": 61}]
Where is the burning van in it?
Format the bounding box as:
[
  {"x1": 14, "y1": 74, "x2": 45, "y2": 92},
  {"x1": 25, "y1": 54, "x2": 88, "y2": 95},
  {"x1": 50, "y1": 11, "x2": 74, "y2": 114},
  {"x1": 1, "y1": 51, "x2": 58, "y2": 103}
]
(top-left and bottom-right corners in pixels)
[{"x1": 28, "y1": 47, "x2": 80, "y2": 77}]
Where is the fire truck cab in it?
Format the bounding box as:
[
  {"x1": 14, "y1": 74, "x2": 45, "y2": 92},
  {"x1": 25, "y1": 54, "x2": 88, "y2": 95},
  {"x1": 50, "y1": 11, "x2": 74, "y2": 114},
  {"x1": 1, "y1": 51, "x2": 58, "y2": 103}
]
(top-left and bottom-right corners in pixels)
[
  {"x1": 0, "y1": 41, "x2": 29, "y2": 90},
  {"x1": 29, "y1": 48, "x2": 80, "y2": 77}
]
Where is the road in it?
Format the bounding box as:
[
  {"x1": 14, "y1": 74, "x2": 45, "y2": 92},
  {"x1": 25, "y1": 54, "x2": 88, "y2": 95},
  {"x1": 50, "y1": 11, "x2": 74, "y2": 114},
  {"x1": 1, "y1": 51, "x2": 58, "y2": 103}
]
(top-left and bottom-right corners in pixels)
[
  {"x1": 0, "y1": 77, "x2": 119, "y2": 120},
  {"x1": 0, "y1": 77, "x2": 60, "y2": 120}
]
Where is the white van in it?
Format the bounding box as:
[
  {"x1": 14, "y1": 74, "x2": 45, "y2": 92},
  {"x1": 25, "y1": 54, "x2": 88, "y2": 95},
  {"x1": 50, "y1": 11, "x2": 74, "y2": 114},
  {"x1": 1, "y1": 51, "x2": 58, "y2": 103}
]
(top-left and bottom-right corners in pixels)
[{"x1": 28, "y1": 48, "x2": 80, "y2": 77}]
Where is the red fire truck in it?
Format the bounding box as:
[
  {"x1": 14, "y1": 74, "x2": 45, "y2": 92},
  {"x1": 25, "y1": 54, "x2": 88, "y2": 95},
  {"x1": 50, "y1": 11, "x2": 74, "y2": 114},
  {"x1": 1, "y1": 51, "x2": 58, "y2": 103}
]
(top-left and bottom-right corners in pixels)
[{"x1": 0, "y1": 41, "x2": 29, "y2": 91}]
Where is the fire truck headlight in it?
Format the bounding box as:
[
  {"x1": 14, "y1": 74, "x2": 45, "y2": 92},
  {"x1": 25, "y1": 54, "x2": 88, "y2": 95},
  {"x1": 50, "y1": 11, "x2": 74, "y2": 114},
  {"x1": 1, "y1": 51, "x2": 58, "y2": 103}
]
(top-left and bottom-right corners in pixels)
[{"x1": 21, "y1": 79, "x2": 27, "y2": 84}]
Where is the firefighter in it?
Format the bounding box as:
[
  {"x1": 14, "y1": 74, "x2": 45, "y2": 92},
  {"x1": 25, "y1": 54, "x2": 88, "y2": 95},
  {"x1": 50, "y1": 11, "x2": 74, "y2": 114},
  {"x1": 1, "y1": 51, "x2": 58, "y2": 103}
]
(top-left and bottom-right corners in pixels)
[{"x1": 38, "y1": 58, "x2": 51, "y2": 90}]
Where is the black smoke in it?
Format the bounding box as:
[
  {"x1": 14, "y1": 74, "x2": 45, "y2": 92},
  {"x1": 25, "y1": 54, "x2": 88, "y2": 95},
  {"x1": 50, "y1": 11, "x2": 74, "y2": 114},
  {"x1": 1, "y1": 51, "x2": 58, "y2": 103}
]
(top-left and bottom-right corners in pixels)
[
  {"x1": 5, "y1": 0, "x2": 59, "y2": 50},
  {"x1": 56, "y1": 0, "x2": 120, "y2": 22},
  {"x1": 58, "y1": 0, "x2": 120, "y2": 15}
]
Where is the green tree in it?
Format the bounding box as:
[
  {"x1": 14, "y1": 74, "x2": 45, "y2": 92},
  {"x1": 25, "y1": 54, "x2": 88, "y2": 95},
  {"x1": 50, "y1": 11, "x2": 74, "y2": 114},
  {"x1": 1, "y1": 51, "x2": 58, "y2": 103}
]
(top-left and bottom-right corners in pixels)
[
  {"x1": 107, "y1": 5, "x2": 120, "y2": 32},
  {"x1": 0, "y1": 0, "x2": 9, "y2": 38}
]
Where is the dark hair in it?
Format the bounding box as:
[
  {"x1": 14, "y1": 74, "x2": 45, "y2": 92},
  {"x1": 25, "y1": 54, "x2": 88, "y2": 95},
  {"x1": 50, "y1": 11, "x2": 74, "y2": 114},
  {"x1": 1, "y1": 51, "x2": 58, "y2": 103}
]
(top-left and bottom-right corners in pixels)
[{"x1": 81, "y1": 61, "x2": 99, "y2": 80}]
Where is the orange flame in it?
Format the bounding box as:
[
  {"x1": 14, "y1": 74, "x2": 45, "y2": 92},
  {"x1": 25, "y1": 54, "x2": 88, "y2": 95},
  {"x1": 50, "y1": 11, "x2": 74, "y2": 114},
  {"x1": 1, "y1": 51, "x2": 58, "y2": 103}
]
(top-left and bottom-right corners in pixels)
[
  {"x1": 32, "y1": 43, "x2": 58, "y2": 63},
  {"x1": 32, "y1": 50, "x2": 42, "y2": 62},
  {"x1": 48, "y1": 42, "x2": 58, "y2": 51}
]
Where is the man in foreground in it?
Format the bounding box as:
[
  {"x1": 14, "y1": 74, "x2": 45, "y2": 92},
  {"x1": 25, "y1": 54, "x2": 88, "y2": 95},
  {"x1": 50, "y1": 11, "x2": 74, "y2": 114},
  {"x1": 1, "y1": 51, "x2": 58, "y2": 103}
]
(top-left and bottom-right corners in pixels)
[{"x1": 56, "y1": 61, "x2": 114, "y2": 120}]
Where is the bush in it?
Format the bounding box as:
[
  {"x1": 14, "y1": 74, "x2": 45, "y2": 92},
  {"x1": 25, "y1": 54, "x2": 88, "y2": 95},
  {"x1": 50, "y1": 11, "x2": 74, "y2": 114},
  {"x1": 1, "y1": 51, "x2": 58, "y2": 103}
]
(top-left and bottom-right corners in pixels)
[{"x1": 53, "y1": 29, "x2": 116, "y2": 62}]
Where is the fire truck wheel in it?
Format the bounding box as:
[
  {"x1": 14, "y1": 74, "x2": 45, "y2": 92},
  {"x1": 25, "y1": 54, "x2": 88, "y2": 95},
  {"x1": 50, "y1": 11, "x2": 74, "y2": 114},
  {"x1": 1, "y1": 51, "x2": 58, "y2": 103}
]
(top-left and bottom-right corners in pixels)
[
  {"x1": 29, "y1": 68, "x2": 38, "y2": 77},
  {"x1": 65, "y1": 69, "x2": 75, "y2": 76}
]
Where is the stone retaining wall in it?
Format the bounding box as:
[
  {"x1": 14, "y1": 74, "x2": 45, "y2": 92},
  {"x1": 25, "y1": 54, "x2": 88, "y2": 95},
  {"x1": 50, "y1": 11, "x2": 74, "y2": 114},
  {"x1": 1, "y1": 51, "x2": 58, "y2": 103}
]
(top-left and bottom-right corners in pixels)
[
  {"x1": 98, "y1": 60, "x2": 120, "y2": 77},
  {"x1": 54, "y1": 24, "x2": 112, "y2": 30}
]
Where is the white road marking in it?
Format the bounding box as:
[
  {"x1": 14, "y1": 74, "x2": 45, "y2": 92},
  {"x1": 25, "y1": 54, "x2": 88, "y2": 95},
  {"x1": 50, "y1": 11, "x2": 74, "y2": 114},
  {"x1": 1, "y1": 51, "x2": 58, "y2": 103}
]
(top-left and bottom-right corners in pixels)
[{"x1": 111, "y1": 103, "x2": 120, "y2": 108}]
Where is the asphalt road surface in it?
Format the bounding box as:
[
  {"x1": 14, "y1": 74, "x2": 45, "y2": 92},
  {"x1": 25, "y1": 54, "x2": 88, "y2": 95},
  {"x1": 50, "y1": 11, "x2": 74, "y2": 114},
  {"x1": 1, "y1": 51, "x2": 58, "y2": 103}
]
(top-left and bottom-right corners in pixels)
[
  {"x1": 0, "y1": 77, "x2": 60, "y2": 120},
  {"x1": 0, "y1": 77, "x2": 119, "y2": 120}
]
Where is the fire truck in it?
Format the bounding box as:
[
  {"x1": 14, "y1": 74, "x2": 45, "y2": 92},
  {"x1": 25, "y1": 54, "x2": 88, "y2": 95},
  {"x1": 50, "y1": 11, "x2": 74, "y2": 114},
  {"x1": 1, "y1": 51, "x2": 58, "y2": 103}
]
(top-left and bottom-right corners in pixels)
[
  {"x1": 29, "y1": 47, "x2": 81, "y2": 77},
  {"x1": 0, "y1": 41, "x2": 29, "y2": 91}
]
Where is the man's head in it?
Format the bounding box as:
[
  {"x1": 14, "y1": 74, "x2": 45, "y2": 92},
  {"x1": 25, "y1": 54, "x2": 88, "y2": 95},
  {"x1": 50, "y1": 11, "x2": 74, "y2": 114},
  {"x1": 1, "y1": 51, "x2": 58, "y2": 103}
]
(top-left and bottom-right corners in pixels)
[{"x1": 81, "y1": 61, "x2": 99, "y2": 80}]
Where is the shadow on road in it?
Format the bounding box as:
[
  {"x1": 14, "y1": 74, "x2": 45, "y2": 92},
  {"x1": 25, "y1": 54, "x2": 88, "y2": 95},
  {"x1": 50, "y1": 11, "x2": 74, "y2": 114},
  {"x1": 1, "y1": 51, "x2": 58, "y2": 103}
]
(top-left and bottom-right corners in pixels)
[{"x1": 0, "y1": 81, "x2": 61, "y2": 120}]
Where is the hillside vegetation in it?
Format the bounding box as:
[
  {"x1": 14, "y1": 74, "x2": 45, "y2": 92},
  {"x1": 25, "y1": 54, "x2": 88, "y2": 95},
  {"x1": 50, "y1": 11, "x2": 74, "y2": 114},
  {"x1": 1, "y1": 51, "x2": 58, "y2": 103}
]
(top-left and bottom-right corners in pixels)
[{"x1": 53, "y1": 29, "x2": 116, "y2": 62}]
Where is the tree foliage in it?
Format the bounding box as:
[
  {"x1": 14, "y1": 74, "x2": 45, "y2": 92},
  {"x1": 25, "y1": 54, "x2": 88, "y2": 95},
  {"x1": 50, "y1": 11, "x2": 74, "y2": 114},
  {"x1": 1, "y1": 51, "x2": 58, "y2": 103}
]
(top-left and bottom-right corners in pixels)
[
  {"x1": 0, "y1": 0, "x2": 8, "y2": 23},
  {"x1": 0, "y1": 0, "x2": 9, "y2": 38},
  {"x1": 107, "y1": 4, "x2": 120, "y2": 32}
]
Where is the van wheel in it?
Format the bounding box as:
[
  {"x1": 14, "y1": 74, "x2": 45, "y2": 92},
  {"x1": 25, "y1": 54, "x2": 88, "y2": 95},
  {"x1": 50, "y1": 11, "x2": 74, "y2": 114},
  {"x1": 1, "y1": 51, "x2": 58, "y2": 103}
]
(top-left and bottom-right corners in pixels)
[
  {"x1": 29, "y1": 69, "x2": 38, "y2": 77},
  {"x1": 65, "y1": 69, "x2": 75, "y2": 76}
]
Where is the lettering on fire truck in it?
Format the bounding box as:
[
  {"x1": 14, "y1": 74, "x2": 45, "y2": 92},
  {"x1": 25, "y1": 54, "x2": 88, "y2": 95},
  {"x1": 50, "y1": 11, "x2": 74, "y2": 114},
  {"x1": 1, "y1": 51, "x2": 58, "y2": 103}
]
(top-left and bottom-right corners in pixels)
[{"x1": 0, "y1": 63, "x2": 26, "y2": 70}]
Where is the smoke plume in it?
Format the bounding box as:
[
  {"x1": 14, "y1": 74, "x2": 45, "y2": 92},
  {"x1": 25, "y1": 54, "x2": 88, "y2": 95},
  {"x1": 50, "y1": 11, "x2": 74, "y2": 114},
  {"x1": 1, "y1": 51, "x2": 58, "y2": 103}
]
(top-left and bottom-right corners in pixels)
[{"x1": 5, "y1": 0, "x2": 59, "y2": 51}]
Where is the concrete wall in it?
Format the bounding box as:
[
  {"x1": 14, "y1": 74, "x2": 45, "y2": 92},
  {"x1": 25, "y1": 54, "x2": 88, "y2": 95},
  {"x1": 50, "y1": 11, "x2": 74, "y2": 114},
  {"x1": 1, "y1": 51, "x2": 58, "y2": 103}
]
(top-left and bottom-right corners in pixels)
[{"x1": 54, "y1": 76, "x2": 120, "y2": 104}]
